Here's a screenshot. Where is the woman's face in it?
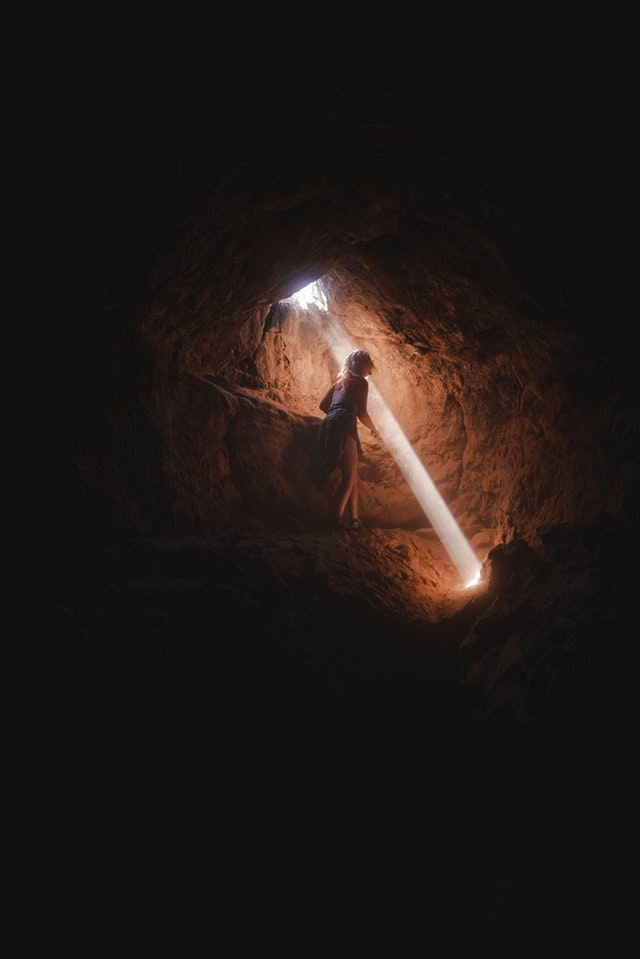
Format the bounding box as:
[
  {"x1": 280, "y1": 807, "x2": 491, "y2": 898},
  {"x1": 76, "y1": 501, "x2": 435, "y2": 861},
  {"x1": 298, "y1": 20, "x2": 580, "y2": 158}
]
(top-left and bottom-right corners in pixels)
[{"x1": 362, "y1": 356, "x2": 374, "y2": 376}]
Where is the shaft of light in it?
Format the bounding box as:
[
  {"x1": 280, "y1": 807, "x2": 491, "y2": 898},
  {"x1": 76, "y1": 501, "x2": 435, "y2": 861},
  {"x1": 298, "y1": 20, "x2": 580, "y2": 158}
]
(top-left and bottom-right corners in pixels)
[
  {"x1": 321, "y1": 319, "x2": 481, "y2": 588},
  {"x1": 368, "y1": 384, "x2": 481, "y2": 587}
]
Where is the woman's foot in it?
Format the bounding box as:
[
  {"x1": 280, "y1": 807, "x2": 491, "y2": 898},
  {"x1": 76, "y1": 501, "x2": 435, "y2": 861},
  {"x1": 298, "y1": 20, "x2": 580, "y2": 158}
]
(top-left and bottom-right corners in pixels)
[{"x1": 350, "y1": 518, "x2": 363, "y2": 530}]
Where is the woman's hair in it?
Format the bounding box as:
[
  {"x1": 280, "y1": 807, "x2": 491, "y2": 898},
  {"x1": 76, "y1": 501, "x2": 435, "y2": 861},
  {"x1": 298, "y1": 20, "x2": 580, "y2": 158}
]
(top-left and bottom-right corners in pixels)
[{"x1": 337, "y1": 350, "x2": 374, "y2": 385}]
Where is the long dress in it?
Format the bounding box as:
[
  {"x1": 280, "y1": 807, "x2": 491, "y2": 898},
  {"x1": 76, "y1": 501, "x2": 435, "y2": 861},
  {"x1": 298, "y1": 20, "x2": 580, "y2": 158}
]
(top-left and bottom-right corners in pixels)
[{"x1": 316, "y1": 376, "x2": 366, "y2": 482}]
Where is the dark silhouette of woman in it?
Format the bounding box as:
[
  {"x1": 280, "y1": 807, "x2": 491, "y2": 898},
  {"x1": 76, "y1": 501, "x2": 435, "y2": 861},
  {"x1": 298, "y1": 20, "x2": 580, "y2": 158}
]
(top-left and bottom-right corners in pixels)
[{"x1": 317, "y1": 349, "x2": 379, "y2": 529}]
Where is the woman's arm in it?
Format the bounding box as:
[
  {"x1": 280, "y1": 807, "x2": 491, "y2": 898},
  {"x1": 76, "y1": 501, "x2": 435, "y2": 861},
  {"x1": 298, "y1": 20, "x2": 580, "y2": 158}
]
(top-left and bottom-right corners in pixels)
[
  {"x1": 357, "y1": 381, "x2": 379, "y2": 437},
  {"x1": 359, "y1": 411, "x2": 379, "y2": 437}
]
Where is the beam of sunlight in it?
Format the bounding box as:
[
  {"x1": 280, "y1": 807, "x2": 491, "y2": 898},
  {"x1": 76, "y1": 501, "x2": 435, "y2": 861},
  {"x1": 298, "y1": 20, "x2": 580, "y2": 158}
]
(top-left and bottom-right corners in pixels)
[{"x1": 319, "y1": 312, "x2": 482, "y2": 589}]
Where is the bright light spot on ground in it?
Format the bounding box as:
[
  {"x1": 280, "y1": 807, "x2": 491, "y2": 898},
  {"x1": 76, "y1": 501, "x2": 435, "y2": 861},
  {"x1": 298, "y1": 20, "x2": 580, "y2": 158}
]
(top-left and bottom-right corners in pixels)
[
  {"x1": 318, "y1": 311, "x2": 483, "y2": 589},
  {"x1": 465, "y1": 569, "x2": 481, "y2": 589}
]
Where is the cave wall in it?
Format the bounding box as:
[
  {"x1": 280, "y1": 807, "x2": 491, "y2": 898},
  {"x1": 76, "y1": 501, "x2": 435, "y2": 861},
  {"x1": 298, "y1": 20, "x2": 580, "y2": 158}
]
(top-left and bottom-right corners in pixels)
[
  {"x1": 58, "y1": 156, "x2": 636, "y2": 549},
  {"x1": 38, "y1": 53, "x2": 639, "y2": 561}
]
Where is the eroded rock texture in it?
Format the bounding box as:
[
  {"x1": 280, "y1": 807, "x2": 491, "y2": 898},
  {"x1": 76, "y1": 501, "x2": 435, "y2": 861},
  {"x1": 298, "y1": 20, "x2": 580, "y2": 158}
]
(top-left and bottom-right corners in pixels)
[{"x1": 34, "y1": 54, "x2": 637, "y2": 956}]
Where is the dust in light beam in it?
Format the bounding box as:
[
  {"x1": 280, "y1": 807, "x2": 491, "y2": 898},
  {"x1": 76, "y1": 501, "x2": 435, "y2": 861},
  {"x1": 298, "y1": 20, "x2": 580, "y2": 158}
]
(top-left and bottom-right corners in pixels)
[{"x1": 287, "y1": 281, "x2": 482, "y2": 588}]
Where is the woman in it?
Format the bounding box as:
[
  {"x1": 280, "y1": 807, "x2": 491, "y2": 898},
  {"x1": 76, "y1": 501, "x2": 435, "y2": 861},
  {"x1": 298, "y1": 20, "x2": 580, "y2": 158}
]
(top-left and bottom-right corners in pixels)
[{"x1": 317, "y1": 349, "x2": 379, "y2": 529}]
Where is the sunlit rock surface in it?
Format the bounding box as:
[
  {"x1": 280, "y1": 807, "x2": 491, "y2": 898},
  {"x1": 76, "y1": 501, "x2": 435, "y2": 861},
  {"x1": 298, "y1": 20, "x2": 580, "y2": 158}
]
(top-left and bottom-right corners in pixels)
[{"x1": 35, "y1": 56, "x2": 638, "y2": 956}]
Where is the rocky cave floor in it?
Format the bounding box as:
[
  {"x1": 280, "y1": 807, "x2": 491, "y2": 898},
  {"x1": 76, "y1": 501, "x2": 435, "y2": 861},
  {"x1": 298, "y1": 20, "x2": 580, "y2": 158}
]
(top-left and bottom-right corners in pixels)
[{"x1": 33, "y1": 513, "x2": 637, "y2": 957}]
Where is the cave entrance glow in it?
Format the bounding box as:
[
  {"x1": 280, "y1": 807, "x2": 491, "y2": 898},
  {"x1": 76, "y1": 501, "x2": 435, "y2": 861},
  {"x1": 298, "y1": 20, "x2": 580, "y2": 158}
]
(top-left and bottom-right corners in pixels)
[
  {"x1": 287, "y1": 281, "x2": 482, "y2": 589},
  {"x1": 289, "y1": 281, "x2": 328, "y2": 311}
]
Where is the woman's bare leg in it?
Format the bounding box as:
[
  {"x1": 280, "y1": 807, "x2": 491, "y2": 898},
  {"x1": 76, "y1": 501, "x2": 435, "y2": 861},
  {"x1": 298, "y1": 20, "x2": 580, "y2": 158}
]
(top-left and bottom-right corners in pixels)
[
  {"x1": 333, "y1": 436, "x2": 358, "y2": 522},
  {"x1": 346, "y1": 468, "x2": 359, "y2": 522}
]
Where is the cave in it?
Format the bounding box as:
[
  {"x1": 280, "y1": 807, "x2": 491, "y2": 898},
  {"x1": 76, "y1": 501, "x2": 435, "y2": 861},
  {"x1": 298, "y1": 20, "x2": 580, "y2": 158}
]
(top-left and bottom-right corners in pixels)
[{"x1": 33, "y1": 53, "x2": 638, "y2": 957}]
